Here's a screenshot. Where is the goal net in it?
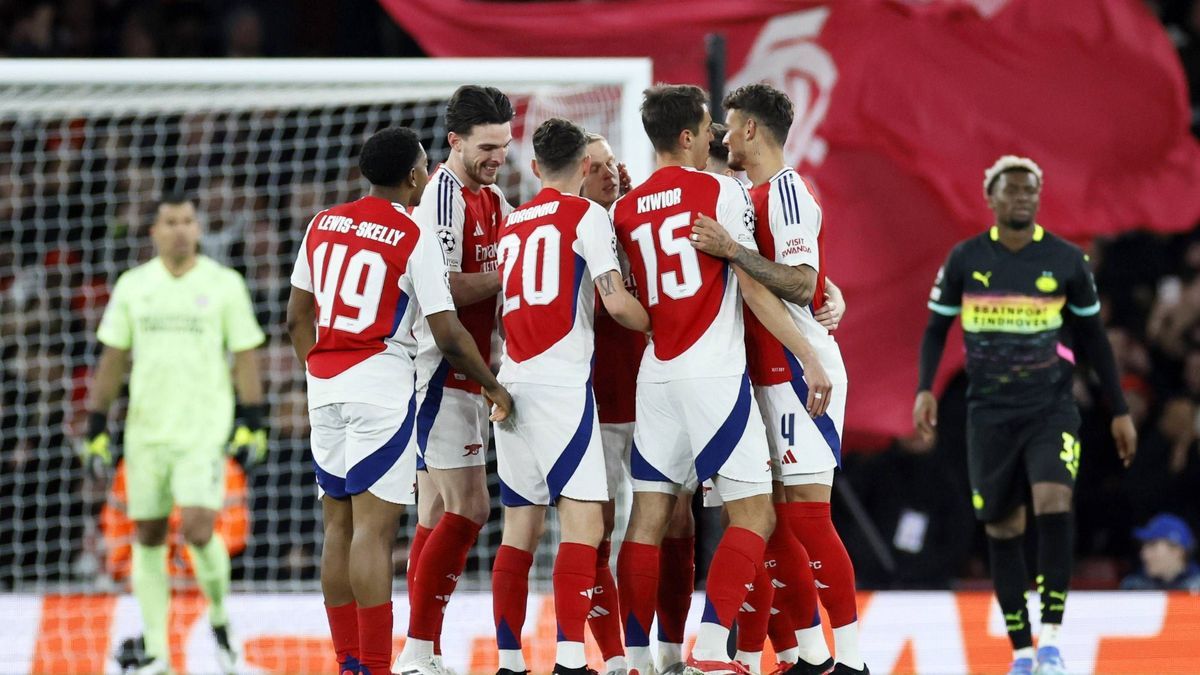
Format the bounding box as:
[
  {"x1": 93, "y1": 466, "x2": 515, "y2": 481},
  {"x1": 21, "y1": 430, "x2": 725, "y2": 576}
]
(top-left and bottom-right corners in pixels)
[{"x1": 0, "y1": 57, "x2": 650, "y2": 672}]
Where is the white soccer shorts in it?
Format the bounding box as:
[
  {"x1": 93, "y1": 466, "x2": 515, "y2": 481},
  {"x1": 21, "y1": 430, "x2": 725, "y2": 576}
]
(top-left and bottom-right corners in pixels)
[
  {"x1": 755, "y1": 376, "x2": 845, "y2": 484},
  {"x1": 494, "y1": 382, "x2": 609, "y2": 507},
  {"x1": 630, "y1": 374, "x2": 772, "y2": 503},
  {"x1": 600, "y1": 422, "x2": 634, "y2": 499},
  {"x1": 415, "y1": 385, "x2": 491, "y2": 471},
  {"x1": 310, "y1": 399, "x2": 418, "y2": 505}
]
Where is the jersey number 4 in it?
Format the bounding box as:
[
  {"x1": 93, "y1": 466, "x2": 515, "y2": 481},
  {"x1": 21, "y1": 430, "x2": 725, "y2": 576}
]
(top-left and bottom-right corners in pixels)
[
  {"x1": 630, "y1": 211, "x2": 701, "y2": 306},
  {"x1": 312, "y1": 242, "x2": 386, "y2": 334},
  {"x1": 497, "y1": 225, "x2": 561, "y2": 314}
]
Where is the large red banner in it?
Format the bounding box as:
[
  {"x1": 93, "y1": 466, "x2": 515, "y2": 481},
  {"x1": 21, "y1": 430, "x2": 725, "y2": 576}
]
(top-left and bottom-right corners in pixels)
[{"x1": 380, "y1": 0, "x2": 1200, "y2": 442}]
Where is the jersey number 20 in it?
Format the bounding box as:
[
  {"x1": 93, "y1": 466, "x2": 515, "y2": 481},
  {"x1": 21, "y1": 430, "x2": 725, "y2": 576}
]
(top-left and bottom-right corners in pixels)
[
  {"x1": 497, "y1": 225, "x2": 561, "y2": 314},
  {"x1": 312, "y1": 241, "x2": 386, "y2": 334}
]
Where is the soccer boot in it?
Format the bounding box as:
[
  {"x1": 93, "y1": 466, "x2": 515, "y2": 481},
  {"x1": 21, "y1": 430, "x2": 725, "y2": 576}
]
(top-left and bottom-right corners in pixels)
[
  {"x1": 629, "y1": 664, "x2": 658, "y2": 675},
  {"x1": 396, "y1": 655, "x2": 455, "y2": 675},
  {"x1": 682, "y1": 655, "x2": 753, "y2": 675},
  {"x1": 1007, "y1": 656, "x2": 1035, "y2": 675},
  {"x1": 496, "y1": 670, "x2": 529, "y2": 675},
  {"x1": 1034, "y1": 646, "x2": 1067, "y2": 675},
  {"x1": 338, "y1": 655, "x2": 364, "y2": 675},
  {"x1": 830, "y1": 664, "x2": 869, "y2": 674},
  {"x1": 554, "y1": 666, "x2": 600, "y2": 675},
  {"x1": 659, "y1": 663, "x2": 685, "y2": 675},
  {"x1": 775, "y1": 657, "x2": 836, "y2": 675},
  {"x1": 605, "y1": 668, "x2": 630, "y2": 675},
  {"x1": 212, "y1": 624, "x2": 238, "y2": 675}
]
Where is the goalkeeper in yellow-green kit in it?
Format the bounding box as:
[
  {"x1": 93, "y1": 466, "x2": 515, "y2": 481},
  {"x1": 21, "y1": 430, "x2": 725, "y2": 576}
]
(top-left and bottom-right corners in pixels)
[{"x1": 82, "y1": 194, "x2": 266, "y2": 674}]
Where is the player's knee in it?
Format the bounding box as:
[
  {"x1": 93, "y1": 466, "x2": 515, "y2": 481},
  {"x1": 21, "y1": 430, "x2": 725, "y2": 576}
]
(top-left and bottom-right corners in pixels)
[
  {"x1": 182, "y1": 518, "x2": 214, "y2": 547},
  {"x1": 985, "y1": 507, "x2": 1026, "y2": 539},
  {"x1": 134, "y1": 519, "x2": 169, "y2": 547},
  {"x1": 1031, "y1": 482, "x2": 1072, "y2": 515}
]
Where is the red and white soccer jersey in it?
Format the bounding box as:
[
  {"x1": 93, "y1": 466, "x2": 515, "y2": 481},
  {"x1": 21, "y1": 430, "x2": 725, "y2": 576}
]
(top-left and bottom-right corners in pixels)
[
  {"x1": 289, "y1": 196, "x2": 455, "y2": 503},
  {"x1": 611, "y1": 166, "x2": 771, "y2": 500},
  {"x1": 410, "y1": 164, "x2": 512, "y2": 470},
  {"x1": 744, "y1": 168, "x2": 847, "y2": 481},
  {"x1": 493, "y1": 188, "x2": 617, "y2": 506}
]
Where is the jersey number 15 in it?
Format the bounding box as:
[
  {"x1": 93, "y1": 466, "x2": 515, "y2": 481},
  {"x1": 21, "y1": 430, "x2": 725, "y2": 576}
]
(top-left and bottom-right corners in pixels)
[{"x1": 630, "y1": 211, "x2": 701, "y2": 306}]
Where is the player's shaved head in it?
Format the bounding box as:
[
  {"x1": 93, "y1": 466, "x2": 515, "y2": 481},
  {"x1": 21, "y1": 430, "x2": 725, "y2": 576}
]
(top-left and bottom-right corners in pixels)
[
  {"x1": 446, "y1": 85, "x2": 515, "y2": 137},
  {"x1": 641, "y1": 84, "x2": 709, "y2": 153},
  {"x1": 360, "y1": 127, "x2": 425, "y2": 188},
  {"x1": 723, "y1": 84, "x2": 793, "y2": 146},
  {"x1": 532, "y1": 118, "x2": 588, "y2": 176}
]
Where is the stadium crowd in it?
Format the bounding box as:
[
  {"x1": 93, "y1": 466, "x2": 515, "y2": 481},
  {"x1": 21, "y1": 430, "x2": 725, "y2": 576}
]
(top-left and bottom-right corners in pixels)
[{"x1": 2, "y1": 0, "x2": 1200, "y2": 599}]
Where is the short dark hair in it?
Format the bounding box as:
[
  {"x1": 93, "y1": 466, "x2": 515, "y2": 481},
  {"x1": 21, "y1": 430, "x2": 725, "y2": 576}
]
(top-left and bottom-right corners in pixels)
[
  {"x1": 359, "y1": 127, "x2": 424, "y2": 188},
  {"x1": 641, "y1": 84, "x2": 708, "y2": 153},
  {"x1": 708, "y1": 123, "x2": 730, "y2": 164},
  {"x1": 533, "y1": 118, "x2": 588, "y2": 175},
  {"x1": 156, "y1": 191, "x2": 192, "y2": 211},
  {"x1": 722, "y1": 83, "x2": 793, "y2": 146},
  {"x1": 445, "y1": 85, "x2": 515, "y2": 137}
]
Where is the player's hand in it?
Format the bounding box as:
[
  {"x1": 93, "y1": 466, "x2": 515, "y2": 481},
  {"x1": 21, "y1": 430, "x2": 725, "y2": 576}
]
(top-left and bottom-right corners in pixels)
[
  {"x1": 228, "y1": 404, "x2": 268, "y2": 467},
  {"x1": 913, "y1": 390, "x2": 938, "y2": 441},
  {"x1": 800, "y1": 357, "x2": 833, "y2": 418},
  {"x1": 690, "y1": 213, "x2": 738, "y2": 259},
  {"x1": 814, "y1": 285, "x2": 846, "y2": 331},
  {"x1": 485, "y1": 384, "x2": 514, "y2": 423},
  {"x1": 1112, "y1": 414, "x2": 1137, "y2": 468},
  {"x1": 80, "y1": 411, "x2": 113, "y2": 481},
  {"x1": 617, "y1": 162, "x2": 632, "y2": 196}
]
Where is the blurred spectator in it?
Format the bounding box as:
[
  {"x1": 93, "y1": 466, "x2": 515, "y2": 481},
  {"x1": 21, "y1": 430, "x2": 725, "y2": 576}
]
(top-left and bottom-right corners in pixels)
[
  {"x1": 224, "y1": 5, "x2": 263, "y2": 57},
  {"x1": 1123, "y1": 397, "x2": 1200, "y2": 529},
  {"x1": 1119, "y1": 513, "x2": 1200, "y2": 591},
  {"x1": 837, "y1": 433, "x2": 975, "y2": 589}
]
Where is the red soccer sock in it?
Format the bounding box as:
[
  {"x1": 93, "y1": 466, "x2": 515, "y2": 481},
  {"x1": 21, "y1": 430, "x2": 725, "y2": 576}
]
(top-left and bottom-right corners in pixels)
[
  {"x1": 325, "y1": 600, "x2": 359, "y2": 669},
  {"x1": 492, "y1": 545, "x2": 533, "y2": 651},
  {"x1": 356, "y1": 601, "x2": 392, "y2": 674},
  {"x1": 784, "y1": 501, "x2": 859, "y2": 627},
  {"x1": 736, "y1": 556, "x2": 775, "y2": 652},
  {"x1": 408, "y1": 524, "x2": 438, "y2": 654},
  {"x1": 617, "y1": 541, "x2": 660, "y2": 648},
  {"x1": 656, "y1": 536, "x2": 694, "y2": 645},
  {"x1": 701, "y1": 527, "x2": 766, "y2": 628},
  {"x1": 407, "y1": 512, "x2": 482, "y2": 642},
  {"x1": 589, "y1": 540, "x2": 624, "y2": 661},
  {"x1": 554, "y1": 543, "x2": 599, "y2": 646},
  {"x1": 764, "y1": 508, "x2": 818, "y2": 652},
  {"x1": 407, "y1": 525, "x2": 433, "y2": 585}
]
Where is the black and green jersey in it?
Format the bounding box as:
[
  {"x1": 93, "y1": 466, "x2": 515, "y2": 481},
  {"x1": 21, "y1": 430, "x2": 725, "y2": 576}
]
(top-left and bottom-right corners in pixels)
[{"x1": 927, "y1": 224, "x2": 1100, "y2": 416}]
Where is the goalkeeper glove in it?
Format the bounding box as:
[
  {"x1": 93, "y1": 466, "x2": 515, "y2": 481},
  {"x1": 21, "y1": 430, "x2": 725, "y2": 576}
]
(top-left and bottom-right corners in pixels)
[
  {"x1": 229, "y1": 403, "x2": 268, "y2": 467},
  {"x1": 81, "y1": 411, "x2": 113, "y2": 480}
]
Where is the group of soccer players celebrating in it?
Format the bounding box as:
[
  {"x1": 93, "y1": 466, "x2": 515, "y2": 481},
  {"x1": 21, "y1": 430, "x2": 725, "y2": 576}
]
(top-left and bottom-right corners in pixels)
[{"x1": 286, "y1": 82, "x2": 868, "y2": 675}]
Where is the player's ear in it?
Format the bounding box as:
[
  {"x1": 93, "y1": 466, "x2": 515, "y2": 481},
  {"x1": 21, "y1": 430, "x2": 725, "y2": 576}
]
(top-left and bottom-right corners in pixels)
[
  {"x1": 678, "y1": 128, "x2": 692, "y2": 152},
  {"x1": 745, "y1": 117, "x2": 757, "y2": 141},
  {"x1": 531, "y1": 158, "x2": 542, "y2": 181},
  {"x1": 448, "y1": 131, "x2": 461, "y2": 153},
  {"x1": 580, "y1": 153, "x2": 592, "y2": 177}
]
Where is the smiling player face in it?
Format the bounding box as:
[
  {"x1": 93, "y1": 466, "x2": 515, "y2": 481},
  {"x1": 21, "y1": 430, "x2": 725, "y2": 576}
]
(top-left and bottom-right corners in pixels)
[{"x1": 453, "y1": 122, "x2": 512, "y2": 187}]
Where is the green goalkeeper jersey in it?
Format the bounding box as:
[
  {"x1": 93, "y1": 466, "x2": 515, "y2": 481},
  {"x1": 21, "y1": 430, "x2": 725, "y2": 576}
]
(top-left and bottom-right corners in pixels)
[{"x1": 97, "y1": 256, "x2": 265, "y2": 448}]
